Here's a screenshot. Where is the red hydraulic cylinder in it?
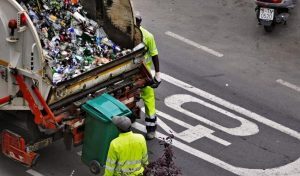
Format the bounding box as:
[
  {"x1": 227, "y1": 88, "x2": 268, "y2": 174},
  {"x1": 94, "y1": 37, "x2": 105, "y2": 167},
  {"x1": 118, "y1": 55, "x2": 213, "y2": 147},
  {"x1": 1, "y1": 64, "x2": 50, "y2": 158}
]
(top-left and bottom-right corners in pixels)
[
  {"x1": 31, "y1": 85, "x2": 67, "y2": 126},
  {"x1": 32, "y1": 86, "x2": 55, "y2": 120},
  {"x1": 0, "y1": 96, "x2": 11, "y2": 105}
]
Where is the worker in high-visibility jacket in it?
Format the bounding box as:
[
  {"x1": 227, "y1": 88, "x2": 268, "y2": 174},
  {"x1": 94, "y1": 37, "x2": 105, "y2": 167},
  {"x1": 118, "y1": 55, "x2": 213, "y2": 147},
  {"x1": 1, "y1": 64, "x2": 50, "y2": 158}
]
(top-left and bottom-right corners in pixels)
[
  {"x1": 104, "y1": 116, "x2": 148, "y2": 176},
  {"x1": 136, "y1": 12, "x2": 162, "y2": 140}
]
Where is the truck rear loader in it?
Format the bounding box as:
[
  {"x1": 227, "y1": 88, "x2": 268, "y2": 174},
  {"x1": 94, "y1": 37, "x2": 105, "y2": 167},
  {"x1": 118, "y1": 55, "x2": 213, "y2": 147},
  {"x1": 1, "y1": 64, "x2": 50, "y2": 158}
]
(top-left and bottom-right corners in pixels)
[{"x1": 0, "y1": 0, "x2": 152, "y2": 167}]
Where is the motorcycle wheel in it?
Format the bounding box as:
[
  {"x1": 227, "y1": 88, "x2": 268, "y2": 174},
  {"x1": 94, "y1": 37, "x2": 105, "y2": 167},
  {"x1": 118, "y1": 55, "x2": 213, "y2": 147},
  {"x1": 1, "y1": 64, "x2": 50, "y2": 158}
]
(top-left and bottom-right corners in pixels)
[{"x1": 264, "y1": 25, "x2": 274, "y2": 33}]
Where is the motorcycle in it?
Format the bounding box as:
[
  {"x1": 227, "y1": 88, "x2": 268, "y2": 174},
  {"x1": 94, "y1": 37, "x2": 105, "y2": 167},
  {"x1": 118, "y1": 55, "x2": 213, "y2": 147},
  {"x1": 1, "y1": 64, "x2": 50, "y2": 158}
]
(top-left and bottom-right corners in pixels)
[{"x1": 255, "y1": 0, "x2": 297, "y2": 32}]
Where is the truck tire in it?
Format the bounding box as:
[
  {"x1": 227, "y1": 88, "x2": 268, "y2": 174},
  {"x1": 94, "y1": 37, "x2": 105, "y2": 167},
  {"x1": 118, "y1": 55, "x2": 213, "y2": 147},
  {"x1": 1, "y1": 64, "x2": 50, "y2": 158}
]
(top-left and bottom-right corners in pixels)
[
  {"x1": 0, "y1": 111, "x2": 41, "y2": 144},
  {"x1": 31, "y1": 153, "x2": 40, "y2": 167}
]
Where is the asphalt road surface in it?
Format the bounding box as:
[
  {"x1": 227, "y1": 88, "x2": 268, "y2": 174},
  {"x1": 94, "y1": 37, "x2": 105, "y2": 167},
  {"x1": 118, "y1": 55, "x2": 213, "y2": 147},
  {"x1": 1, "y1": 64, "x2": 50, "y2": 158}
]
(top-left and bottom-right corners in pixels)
[{"x1": 1, "y1": 0, "x2": 300, "y2": 175}]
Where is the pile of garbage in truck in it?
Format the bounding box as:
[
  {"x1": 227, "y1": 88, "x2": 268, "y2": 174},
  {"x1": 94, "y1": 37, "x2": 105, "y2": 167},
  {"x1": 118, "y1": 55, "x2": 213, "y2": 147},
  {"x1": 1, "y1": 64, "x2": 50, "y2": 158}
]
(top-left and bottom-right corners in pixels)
[{"x1": 22, "y1": 0, "x2": 132, "y2": 84}]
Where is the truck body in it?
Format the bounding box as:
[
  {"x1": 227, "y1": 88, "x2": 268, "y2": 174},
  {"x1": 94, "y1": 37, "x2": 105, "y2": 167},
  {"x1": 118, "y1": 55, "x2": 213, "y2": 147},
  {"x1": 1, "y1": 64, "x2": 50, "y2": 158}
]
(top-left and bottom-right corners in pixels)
[{"x1": 0, "y1": 0, "x2": 151, "y2": 166}]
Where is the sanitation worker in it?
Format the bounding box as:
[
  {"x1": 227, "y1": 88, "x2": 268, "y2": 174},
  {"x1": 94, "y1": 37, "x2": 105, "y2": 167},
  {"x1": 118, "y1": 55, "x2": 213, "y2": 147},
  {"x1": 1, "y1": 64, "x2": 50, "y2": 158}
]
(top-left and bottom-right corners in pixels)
[
  {"x1": 136, "y1": 12, "x2": 161, "y2": 140},
  {"x1": 104, "y1": 116, "x2": 148, "y2": 176}
]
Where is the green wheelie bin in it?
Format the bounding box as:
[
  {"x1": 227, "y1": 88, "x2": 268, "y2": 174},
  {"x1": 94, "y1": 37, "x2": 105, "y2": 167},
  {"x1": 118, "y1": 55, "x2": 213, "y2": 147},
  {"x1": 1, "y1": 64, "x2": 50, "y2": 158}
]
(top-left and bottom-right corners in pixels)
[{"x1": 81, "y1": 93, "x2": 132, "y2": 174}]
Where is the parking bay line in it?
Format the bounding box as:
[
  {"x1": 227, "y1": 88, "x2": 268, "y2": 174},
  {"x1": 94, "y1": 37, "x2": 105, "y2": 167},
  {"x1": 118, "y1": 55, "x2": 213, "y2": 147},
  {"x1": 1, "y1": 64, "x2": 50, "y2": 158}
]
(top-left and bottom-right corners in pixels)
[
  {"x1": 26, "y1": 169, "x2": 44, "y2": 176},
  {"x1": 276, "y1": 79, "x2": 300, "y2": 92},
  {"x1": 147, "y1": 71, "x2": 300, "y2": 175},
  {"x1": 165, "y1": 31, "x2": 224, "y2": 58}
]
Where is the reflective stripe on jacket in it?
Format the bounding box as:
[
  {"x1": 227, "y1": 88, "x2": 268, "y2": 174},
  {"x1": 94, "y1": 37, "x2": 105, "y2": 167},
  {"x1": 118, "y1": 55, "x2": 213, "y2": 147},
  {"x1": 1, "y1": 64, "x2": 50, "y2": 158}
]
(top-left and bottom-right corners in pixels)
[{"x1": 104, "y1": 131, "x2": 148, "y2": 176}]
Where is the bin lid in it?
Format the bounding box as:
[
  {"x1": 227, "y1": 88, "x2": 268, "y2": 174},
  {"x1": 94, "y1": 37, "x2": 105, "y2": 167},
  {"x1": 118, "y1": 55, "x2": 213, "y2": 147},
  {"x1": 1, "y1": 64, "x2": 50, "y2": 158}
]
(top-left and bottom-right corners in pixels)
[{"x1": 82, "y1": 93, "x2": 131, "y2": 122}]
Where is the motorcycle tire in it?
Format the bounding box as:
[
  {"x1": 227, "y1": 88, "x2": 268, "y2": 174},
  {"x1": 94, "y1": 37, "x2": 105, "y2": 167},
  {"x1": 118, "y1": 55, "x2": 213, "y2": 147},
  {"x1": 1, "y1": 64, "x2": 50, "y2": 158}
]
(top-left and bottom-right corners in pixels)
[{"x1": 264, "y1": 25, "x2": 274, "y2": 33}]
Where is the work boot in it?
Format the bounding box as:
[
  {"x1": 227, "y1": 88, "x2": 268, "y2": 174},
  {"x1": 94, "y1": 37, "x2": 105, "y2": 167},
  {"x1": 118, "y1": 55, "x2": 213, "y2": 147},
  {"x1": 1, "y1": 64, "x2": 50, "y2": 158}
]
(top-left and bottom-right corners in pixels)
[{"x1": 146, "y1": 131, "x2": 156, "y2": 140}]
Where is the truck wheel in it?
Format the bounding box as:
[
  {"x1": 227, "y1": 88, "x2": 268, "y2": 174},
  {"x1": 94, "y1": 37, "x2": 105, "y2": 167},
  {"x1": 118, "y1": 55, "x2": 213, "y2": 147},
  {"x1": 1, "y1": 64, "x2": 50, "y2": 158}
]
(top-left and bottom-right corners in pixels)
[
  {"x1": 0, "y1": 111, "x2": 41, "y2": 144},
  {"x1": 63, "y1": 131, "x2": 73, "y2": 151},
  {"x1": 31, "y1": 154, "x2": 40, "y2": 167},
  {"x1": 89, "y1": 160, "x2": 101, "y2": 175}
]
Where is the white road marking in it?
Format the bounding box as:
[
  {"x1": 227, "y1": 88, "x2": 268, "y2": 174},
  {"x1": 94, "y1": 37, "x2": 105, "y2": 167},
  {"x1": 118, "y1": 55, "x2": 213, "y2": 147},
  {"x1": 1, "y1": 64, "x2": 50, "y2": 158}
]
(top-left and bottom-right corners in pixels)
[
  {"x1": 159, "y1": 72, "x2": 300, "y2": 141},
  {"x1": 70, "y1": 170, "x2": 75, "y2": 176},
  {"x1": 156, "y1": 109, "x2": 231, "y2": 145},
  {"x1": 148, "y1": 71, "x2": 300, "y2": 175},
  {"x1": 165, "y1": 31, "x2": 224, "y2": 57},
  {"x1": 276, "y1": 79, "x2": 300, "y2": 92},
  {"x1": 157, "y1": 109, "x2": 192, "y2": 129},
  {"x1": 165, "y1": 94, "x2": 259, "y2": 136},
  {"x1": 204, "y1": 131, "x2": 231, "y2": 146},
  {"x1": 142, "y1": 107, "x2": 231, "y2": 145},
  {"x1": 133, "y1": 122, "x2": 300, "y2": 176},
  {"x1": 26, "y1": 169, "x2": 44, "y2": 176},
  {"x1": 176, "y1": 124, "x2": 231, "y2": 146}
]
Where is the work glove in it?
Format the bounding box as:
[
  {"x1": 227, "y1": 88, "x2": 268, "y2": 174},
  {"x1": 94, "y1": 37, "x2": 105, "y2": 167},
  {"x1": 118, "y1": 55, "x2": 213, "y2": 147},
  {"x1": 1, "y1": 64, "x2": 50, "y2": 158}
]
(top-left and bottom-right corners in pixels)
[{"x1": 151, "y1": 72, "x2": 161, "y2": 88}]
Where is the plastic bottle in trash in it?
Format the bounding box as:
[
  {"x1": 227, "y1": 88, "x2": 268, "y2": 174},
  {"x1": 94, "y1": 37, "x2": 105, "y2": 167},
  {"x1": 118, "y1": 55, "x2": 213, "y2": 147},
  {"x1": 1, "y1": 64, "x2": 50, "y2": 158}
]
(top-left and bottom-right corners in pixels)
[
  {"x1": 96, "y1": 28, "x2": 102, "y2": 46},
  {"x1": 113, "y1": 45, "x2": 121, "y2": 52},
  {"x1": 101, "y1": 37, "x2": 121, "y2": 52},
  {"x1": 28, "y1": 10, "x2": 39, "y2": 24},
  {"x1": 68, "y1": 28, "x2": 77, "y2": 44},
  {"x1": 101, "y1": 37, "x2": 113, "y2": 47}
]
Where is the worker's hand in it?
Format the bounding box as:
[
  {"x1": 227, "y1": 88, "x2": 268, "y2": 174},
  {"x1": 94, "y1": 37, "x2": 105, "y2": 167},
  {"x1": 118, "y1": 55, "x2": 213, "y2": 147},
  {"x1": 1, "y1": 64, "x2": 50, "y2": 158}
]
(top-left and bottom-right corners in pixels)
[
  {"x1": 151, "y1": 72, "x2": 161, "y2": 88},
  {"x1": 155, "y1": 72, "x2": 161, "y2": 82}
]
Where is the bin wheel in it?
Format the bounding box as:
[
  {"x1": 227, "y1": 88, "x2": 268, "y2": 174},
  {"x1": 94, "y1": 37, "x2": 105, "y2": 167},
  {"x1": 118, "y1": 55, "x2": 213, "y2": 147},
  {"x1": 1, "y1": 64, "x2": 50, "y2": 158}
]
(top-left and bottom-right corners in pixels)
[
  {"x1": 89, "y1": 160, "x2": 101, "y2": 175},
  {"x1": 130, "y1": 116, "x2": 137, "y2": 123}
]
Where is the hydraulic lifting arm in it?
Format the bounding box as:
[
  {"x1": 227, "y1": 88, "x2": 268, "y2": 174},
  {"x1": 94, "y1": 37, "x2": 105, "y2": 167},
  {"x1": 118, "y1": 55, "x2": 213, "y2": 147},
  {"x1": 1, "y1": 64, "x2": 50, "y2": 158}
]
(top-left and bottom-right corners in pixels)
[{"x1": 11, "y1": 69, "x2": 64, "y2": 129}]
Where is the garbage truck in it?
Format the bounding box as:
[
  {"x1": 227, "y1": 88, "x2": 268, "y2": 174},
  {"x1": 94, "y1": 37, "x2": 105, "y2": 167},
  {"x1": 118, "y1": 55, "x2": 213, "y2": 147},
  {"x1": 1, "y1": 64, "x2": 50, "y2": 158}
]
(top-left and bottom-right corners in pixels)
[{"x1": 0, "y1": 0, "x2": 152, "y2": 167}]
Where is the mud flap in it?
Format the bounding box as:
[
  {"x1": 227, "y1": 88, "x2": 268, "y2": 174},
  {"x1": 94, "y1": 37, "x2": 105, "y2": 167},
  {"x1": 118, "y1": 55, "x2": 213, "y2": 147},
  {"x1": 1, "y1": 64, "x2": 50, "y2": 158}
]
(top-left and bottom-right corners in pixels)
[{"x1": 1, "y1": 130, "x2": 39, "y2": 167}]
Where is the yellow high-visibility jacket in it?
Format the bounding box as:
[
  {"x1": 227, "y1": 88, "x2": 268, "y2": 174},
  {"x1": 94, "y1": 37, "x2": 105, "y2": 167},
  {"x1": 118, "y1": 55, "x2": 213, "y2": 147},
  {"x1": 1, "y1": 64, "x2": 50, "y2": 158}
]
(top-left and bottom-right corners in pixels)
[
  {"x1": 104, "y1": 131, "x2": 148, "y2": 176},
  {"x1": 140, "y1": 26, "x2": 158, "y2": 118},
  {"x1": 140, "y1": 26, "x2": 158, "y2": 67}
]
